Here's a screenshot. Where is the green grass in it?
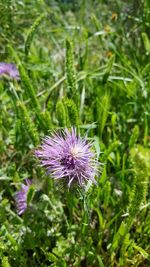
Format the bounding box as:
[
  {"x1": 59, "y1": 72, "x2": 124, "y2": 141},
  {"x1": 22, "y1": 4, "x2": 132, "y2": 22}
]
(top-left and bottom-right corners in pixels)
[{"x1": 0, "y1": 1, "x2": 150, "y2": 266}]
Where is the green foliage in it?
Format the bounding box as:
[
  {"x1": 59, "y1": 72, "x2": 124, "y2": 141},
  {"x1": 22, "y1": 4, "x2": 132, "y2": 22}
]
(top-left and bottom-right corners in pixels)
[
  {"x1": 97, "y1": 91, "x2": 111, "y2": 139},
  {"x1": 18, "y1": 65, "x2": 50, "y2": 131},
  {"x1": 63, "y1": 97, "x2": 79, "y2": 127},
  {"x1": 129, "y1": 125, "x2": 139, "y2": 148},
  {"x1": 65, "y1": 39, "x2": 79, "y2": 106},
  {"x1": 102, "y1": 55, "x2": 115, "y2": 84},
  {"x1": 56, "y1": 99, "x2": 67, "y2": 127},
  {"x1": 19, "y1": 65, "x2": 40, "y2": 110},
  {"x1": 17, "y1": 101, "x2": 39, "y2": 145},
  {"x1": 27, "y1": 186, "x2": 35, "y2": 205},
  {"x1": 1, "y1": 1, "x2": 150, "y2": 266},
  {"x1": 111, "y1": 145, "x2": 150, "y2": 259},
  {"x1": 56, "y1": 98, "x2": 79, "y2": 127},
  {"x1": 142, "y1": 32, "x2": 150, "y2": 54},
  {"x1": 25, "y1": 14, "x2": 46, "y2": 61},
  {"x1": 1, "y1": 257, "x2": 11, "y2": 267},
  {"x1": 128, "y1": 145, "x2": 150, "y2": 211}
]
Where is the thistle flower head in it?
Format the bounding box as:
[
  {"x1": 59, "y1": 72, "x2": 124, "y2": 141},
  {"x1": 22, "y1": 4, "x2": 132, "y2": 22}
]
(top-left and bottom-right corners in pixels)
[
  {"x1": 15, "y1": 179, "x2": 32, "y2": 215},
  {"x1": 35, "y1": 128, "x2": 99, "y2": 187},
  {"x1": 0, "y1": 62, "x2": 19, "y2": 80}
]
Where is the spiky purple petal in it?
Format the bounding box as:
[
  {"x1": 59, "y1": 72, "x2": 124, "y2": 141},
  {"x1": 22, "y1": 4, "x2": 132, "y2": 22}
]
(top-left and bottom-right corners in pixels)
[
  {"x1": 15, "y1": 179, "x2": 32, "y2": 215},
  {"x1": 0, "y1": 63, "x2": 19, "y2": 80},
  {"x1": 35, "y1": 128, "x2": 99, "y2": 187}
]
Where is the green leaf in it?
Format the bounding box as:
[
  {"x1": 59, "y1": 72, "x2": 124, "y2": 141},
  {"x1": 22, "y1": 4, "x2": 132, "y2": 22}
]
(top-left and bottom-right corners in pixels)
[
  {"x1": 142, "y1": 32, "x2": 150, "y2": 53},
  {"x1": 25, "y1": 14, "x2": 46, "y2": 60},
  {"x1": 27, "y1": 186, "x2": 35, "y2": 205},
  {"x1": 102, "y1": 55, "x2": 115, "y2": 84},
  {"x1": 133, "y1": 244, "x2": 149, "y2": 259},
  {"x1": 2, "y1": 257, "x2": 11, "y2": 267},
  {"x1": 46, "y1": 252, "x2": 58, "y2": 262}
]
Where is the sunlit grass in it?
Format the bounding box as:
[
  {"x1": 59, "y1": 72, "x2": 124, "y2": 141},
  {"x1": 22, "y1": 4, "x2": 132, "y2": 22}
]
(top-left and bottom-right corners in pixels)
[{"x1": 0, "y1": 1, "x2": 150, "y2": 266}]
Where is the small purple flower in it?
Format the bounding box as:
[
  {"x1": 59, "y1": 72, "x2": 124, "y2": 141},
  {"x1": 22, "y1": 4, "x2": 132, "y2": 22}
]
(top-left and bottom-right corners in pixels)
[
  {"x1": 15, "y1": 179, "x2": 32, "y2": 215},
  {"x1": 0, "y1": 62, "x2": 19, "y2": 80},
  {"x1": 35, "y1": 128, "x2": 99, "y2": 187}
]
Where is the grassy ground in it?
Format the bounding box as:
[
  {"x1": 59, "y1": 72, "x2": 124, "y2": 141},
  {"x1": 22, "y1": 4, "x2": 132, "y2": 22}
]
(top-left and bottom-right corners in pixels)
[{"x1": 0, "y1": 1, "x2": 150, "y2": 266}]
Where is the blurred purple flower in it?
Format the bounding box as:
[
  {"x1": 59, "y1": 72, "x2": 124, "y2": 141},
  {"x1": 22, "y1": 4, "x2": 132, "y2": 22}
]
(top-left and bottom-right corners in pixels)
[
  {"x1": 0, "y1": 62, "x2": 19, "y2": 80},
  {"x1": 35, "y1": 128, "x2": 99, "y2": 187},
  {"x1": 15, "y1": 179, "x2": 32, "y2": 215}
]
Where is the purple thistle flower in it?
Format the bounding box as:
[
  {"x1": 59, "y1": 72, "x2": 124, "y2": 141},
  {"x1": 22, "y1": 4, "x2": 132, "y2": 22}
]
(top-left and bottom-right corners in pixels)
[
  {"x1": 15, "y1": 179, "x2": 32, "y2": 215},
  {"x1": 0, "y1": 62, "x2": 19, "y2": 80},
  {"x1": 35, "y1": 128, "x2": 99, "y2": 187}
]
